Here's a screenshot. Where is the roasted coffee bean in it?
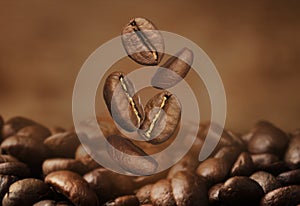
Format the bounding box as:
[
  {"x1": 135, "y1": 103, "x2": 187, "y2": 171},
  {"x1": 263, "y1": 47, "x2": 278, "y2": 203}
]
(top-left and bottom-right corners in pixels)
[
  {"x1": 196, "y1": 157, "x2": 230, "y2": 186},
  {"x1": 251, "y1": 153, "x2": 279, "y2": 170},
  {"x1": 150, "y1": 179, "x2": 176, "y2": 206},
  {"x1": 218, "y1": 176, "x2": 264, "y2": 206},
  {"x1": 214, "y1": 146, "x2": 241, "y2": 165},
  {"x1": 2, "y1": 178, "x2": 52, "y2": 206},
  {"x1": 277, "y1": 169, "x2": 300, "y2": 186},
  {"x1": 105, "y1": 195, "x2": 140, "y2": 206},
  {"x1": 0, "y1": 155, "x2": 18, "y2": 163},
  {"x1": 33, "y1": 200, "x2": 73, "y2": 206},
  {"x1": 248, "y1": 121, "x2": 289, "y2": 157},
  {"x1": 1, "y1": 135, "x2": 49, "y2": 165},
  {"x1": 0, "y1": 115, "x2": 4, "y2": 139},
  {"x1": 0, "y1": 162, "x2": 30, "y2": 177},
  {"x1": 49, "y1": 126, "x2": 66, "y2": 135},
  {"x1": 83, "y1": 168, "x2": 135, "y2": 203},
  {"x1": 284, "y1": 133, "x2": 300, "y2": 169},
  {"x1": 107, "y1": 135, "x2": 157, "y2": 175},
  {"x1": 260, "y1": 185, "x2": 300, "y2": 206},
  {"x1": 44, "y1": 132, "x2": 80, "y2": 158},
  {"x1": 208, "y1": 183, "x2": 223, "y2": 205},
  {"x1": 78, "y1": 156, "x2": 101, "y2": 172},
  {"x1": 103, "y1": 72, "x2": 144, "y2": 131},
  {"x1": 167, "y1": 154, "x2": 199, "y2": 179},
  {"x1": 136, "y1": 184, "x2": 153, "y2": 205},
  {"x1": 2, "y1": 116, "x2": 36, "y2": 138},
  {"x1": 263, "y1": 161, "x2": 290, "y2": 175},
  {"x1": 139, "y1": 91, "x2": 181, "y2": 144},
  {"x1": 250, "y1": 171, "x2": 281, "y2": 193},
  {"x1": 133, "y1": 170, "x2": 169, "y2": 188},
  {"x1": 151, "y1": 47, "x2": 193, "y2": 89},
  {"x1": 0, "y1": 175, "x2": 19, "y2": 200},
  {"x1": 45, "y1": 170, "x2": 99, "y2": 206},
  {"x1": 42, "y1": 158, "x2": 88, "y2": 175},
  {"x1": 17, "y1": 124, "x2": 51, "y2": 141},
  {"x1": 121, "y1": 17, "x2": 164, "y2": 65},
  {"x1": 230, "y1": 152, "x2": 254, "y2": 176}
]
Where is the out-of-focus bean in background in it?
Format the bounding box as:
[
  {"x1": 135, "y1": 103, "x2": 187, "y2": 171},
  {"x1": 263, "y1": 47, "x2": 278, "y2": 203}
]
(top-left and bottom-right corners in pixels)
[{"x1": 0, "y1": 1, "x2": 299, "y2": 132}]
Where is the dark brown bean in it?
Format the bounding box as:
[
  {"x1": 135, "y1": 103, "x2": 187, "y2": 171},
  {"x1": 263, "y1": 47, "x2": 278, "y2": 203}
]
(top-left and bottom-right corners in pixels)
[
  {"x1": 263, "y1": 161, "x2": 290, "y2": 175},
  {"x1": 0, "y1": 115, "x2": 4, "y2": 139},
  {"x1": 136, "y1": 184, "x2": 153, "y2": 205},
  {"x1": 0, "y1": 175, "x2": 19, "y2": 200},
  {"x1": 251, "y1": 153, "x2": 279, "y2": 170},
  {"x1": 42, "y1": 158, "x2": 88, "y2": 175},
  {"x1": 230, "y1": 152, "x2": 254, "y2": 176},
  {"x1": 284, "y1": 133, "x2": 300, "y2": 169},
  {"x1": 219, "y1": 176, "x2": 264, "y2": 206},
  {"x1": 151, "y1": 47, "x2": 193, "y2": 89},
  {"x1": 139, "y1": 91, "x2": 181, "y2": 144},
  {"x1": 214, "y1": 146, "x2": 241, "y2": 165},
  {"x1": 121, "y1": 17, "x2": 164, "y2": 65},
  {"x1": 277, "y1": 169, "x2": 300, "y2": 186},
  {"x1": 248, "y1": 121, "x2": 289, "y2": 157},
  {"x1": 150, "y1": 179, "x2": 176, "y2": 206},
  {"x1": 0, "y1": 155, "x2": 19, "y2": 163},
  {"x1": 44, "y1": 132, "x2": 80, "y2": 158},
  {"x1": 107, "y1": 135, "x2": 157, "y2": 175},
  {"x1": 0, "y1": 162, "x2": 30, "y2": 177},
  {"x1": 133, "y1": 169, "x2": 169, "y2": 188},
  {"x1": 103, "y1": 72, "x2": 144, "y2": 131},
  {"x1": 260, "y1": 185, "x2": 300, "y2": 206},
  {"x1": 2, "y1": 116, "x2": 36, "y2": 138},
  {"x1": 167, "y1": 154, "x2": 199, "y2": 179},
  {"x1": 208, "y1": 183, "x2": 223, "y2": 205},
  {"x1": 45, "y1": 170, "x2": 99, "y2": 206},
  {"x1": 33, "y1": 200, "x2": 73, "y2": 206},
  {"x1": 250, "y1": 171, "x2": 281, "y2": 193},
  {"x1": 114, "y1": 195, "x2": 139, "y2": 206},
  {"x1": 2, "y1": 178, "x2": 52, "y2": 206},
  {"x1": 17, "y1": 124, "x2": 51, "y2": 141}
]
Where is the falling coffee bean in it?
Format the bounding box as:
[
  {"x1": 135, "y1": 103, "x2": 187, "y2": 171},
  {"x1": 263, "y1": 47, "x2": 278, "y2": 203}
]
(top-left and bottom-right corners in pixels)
[
  {"x1": 151, "y1": 47, "x2": 193, "y2": 89},
  {"x1": 250, "y1": 171, "x2": 281, "y2": 193},
  {"x1": 107, "y1": 135, "x2": 158, "y2": 175},
  {"x1": 122, "y1": 17, "x2": 164, "y2": 65},
  {"x1": 139, "y1": 91, "x2": 181, "y2": 144},
  {"x1": 103, "y1": 72, "x2": 144, "y2": 132}
]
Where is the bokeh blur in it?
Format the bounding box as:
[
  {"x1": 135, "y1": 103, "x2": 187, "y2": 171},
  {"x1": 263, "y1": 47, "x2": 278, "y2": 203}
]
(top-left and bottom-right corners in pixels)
[{"x1": 0, "y1": 1, "x2": 299, "y2": 132}]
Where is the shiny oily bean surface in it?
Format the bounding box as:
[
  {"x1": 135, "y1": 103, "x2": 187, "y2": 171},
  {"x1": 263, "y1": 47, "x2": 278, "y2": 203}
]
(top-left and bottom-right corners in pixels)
[
  {"x1": 151, "y1": 47, "x2": 193, "y2": 89},
  {"x1": 107, "y1": 135, "x2": 157, "y2": 175},
  {"x1": 0, "y1": 162, "x2": 30, "y2": 178},
  {"x1": 208, "y1": 183, "x2": 223, "y2": 205},
  {"x1": 139, "y1": 91, "x2": 181, "y2": 144},
  {"x1": 17, "y1": 124, "x2": 51, "y2": 141},
  {"x1": 284, "y1": 134, "x2": 300, "y2": 169},
  {"x1": 230, "y1": 152, "x2": 254, "y2": 176},
  {"x1": 0, "y1": 175, "x2": 19, "y2": 200},
  {"x1": 1, "y1": 116, "x2": 36, "y2": 138},
  {"x1": 122, "y1": 17, "x2": 164, "y2": 65},
  {"x1": 42, "y1": 158, "x2": 88, "y2": 175},
  {"x1": 277, "y1": 169, "x2": 300, "y2": 186},
  {"x1": 45, "y1": 170, "x2": 99, "y2": 206},
  {"x1": 108, "y1": 195, "x2": 140, "y2": 206},
  {"x1": 103, "y1": 72, "x2": 144, "y2": 132},
  {"x1": 250, "y1": 171, "x2": 281, "y2": 193},
  {"x1": 136, "y1": 184, "x2": 153, "y2": 205},
  {"x1": 150, "y1": 179, "x2": 176, "y2": 206}
]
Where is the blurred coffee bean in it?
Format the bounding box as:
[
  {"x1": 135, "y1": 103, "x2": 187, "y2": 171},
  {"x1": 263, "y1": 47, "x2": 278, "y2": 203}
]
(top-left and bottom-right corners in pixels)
[
  {"x1": 75, "y1": 144, "x2": 89, "y2": 159},
  {"x1": 0, "y1": 155, "x2": 18, "y2": 163},
  {"x1": 0, "y1": 175, "x2": 19, "y2": 200},
  {"x1": 103, "y1": 72, "x2": 144, "y2": 131},
  {"x1": 248, "y1": 121, "x2": 288, "y2": 157},
  {"x1": 167, "y1": 155, "x2": 199, "y2": 179},
  {"x1": 44, "y1": 132, "x2": 80, "y2": 158},
  {"x1": 151, "y1": 47, "x2": 193, "y2": 89},
  {"x1": 262, "y1": 161, "x2": 290, "y2": 175},
  {"x1": 219, "y1": 176, "x2": 264, "y2": 206},
  {"x1": 0, "y1": 162, "x2": 30, "y2": 177},
  {"x1": 1, "y1": 135, "x2": 49, "y2": 165},
  {"x1": 277, "y1": 169, "x2": 300, "y2": 186},
  {"x1": 230, "y1": 152, "x2": 254, "y2": 176},
  {"x1": 107, "y1": 135, "x2": 157, "y2": 175},
  {"x1": 113, "y1": 195, "x2": 140, "y2": 206},
  {"x1": 83, "y1": 168, "x2": 135, "y2": 203},
  {"x1": 284, "y1": 133, "x2": 300, "y2": 169},
  {"x1": 171, "y1": 171, "x2": 208, "y2": 206},
  {"x1": 2, "y1": 178, "x2": 52, "y2": 206},
  {"x1": 208, "y1": 183, "x2": 223, "y2": 205},
  {"x1": 133, "y1": 170, "x2": 168, "y2": 188},
  {"x1": 2, "y1": 116, "x2": 36, "y2": 139},
  {"x1": 260, "y1": 185, "x2": 300, "y2": 206},
  {"x1": 45, "y1": 170, "x2": 99, "y2": 206},
  {"x1": 150, "y1": 179, "x2": 176, "y2": 206},
  {"x1": 49, "y1": 126, "x2": 66, "y2": 135},
  {"x1": 42, "y1": 158, "x2": 88, "y2": 175},
  {"x1": 0, "y1": 115, "x2": 4, "y2": 139},
  {"x1": 196, "y1": 157, "x2": 230, "y2": 186},
  {"x1": 139, "y1": 91, "x2": 181, "y2": 144},
  {"x1": 250, "y1": 171, "x2": 281, "y2": 193},
  {"x1": 214, "y1": 146, "x2": 241, "y2": 165},
  {"x1": 17, "y1": 124, "x2": 51, "y2": 141},
  {"x1": 122, "y1": 17, "x2": 164, "y2": 65},
  {"x1": 78, "y1": 156, "x2": 101, "y2": 172},
  {"x1": 33, "y1": 200, "x2": 73, "y2": 206},
  {"x1": 136, "y1": 184, "x2": 153, "y2": 205},
  {"x1": 251, "y1": 153, "x2": 279, "y2": 170}
]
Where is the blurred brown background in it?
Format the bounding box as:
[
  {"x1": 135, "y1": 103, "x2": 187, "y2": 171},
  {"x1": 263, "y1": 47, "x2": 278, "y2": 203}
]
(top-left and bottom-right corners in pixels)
[{"x1": 0, "y1": 1, "x2": 299, "y2": 133}]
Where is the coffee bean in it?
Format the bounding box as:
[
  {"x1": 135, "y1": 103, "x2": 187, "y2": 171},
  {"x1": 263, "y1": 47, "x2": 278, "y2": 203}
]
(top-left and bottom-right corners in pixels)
[
  {"x1": 214, "y1": 146, "x2": 241, "y2": 165},
  {"x1": 136, "y1": 184, "x2": 153, "y2": 205},
  {"x1": 33, "y1": 200, "x2": 73, "y2": 206},
  {"x1": 0, "y1": 162, "x2": 30, "y2": 177},
  {"x1": 83, "y1": 168, "x2": 135, "y2": 203},
  {"x1": 2, "y1": 178, "x2": 52, "y2": 206},
  {"x1": 103, "y1": 72, "x2": 144, "y2": 131},
  {"x1": 250, "y1": 171, "x2": 281, "y2": 193},
  {"x1": 107, "y1": 135, "x2": 157, "y2": 175},
  {"x1": 77, "y1": 156, "x2": 101, "y2": 172},
  {"x1": 2, "y1": 116, "x2": 36, "y2": 139},
  {"x1": 44, "y1": 132, "x2": 80, "y2": 158},
  {"x1": 277, "y1": 169, "x2": 300, "y2": 186},
  {"x1": 248, "y1": 121, "x2": 289, "y2": 157},
  {"x1": 208, "y1": 183, "x2": 223, "y2": 205},
  {"x1": 139, "y1": 91, "x2": 181, "y2": 144},
  {"x1": 0, "y1": 155, "x2": 19, "y2": 163},
  {"x1": 121, "y1": 17, "x2": 164, "y2": 65},
  {"x1": 150, "y1": 179, "x2": 176, "y2": 206},
  {"x1": 251, "y1": 153, "x2": 279, "y2": 170},
  {"x1": 151, "y1": 47, "x2": 193, "y2": 89},
  {"x1": 17, "y1": 124, "x2": 51, "y2": 141},
  {"x1": 284, "y1": 133, "x2": 300, "y2": 169},
  {"x1": 49, "y1": 126, "x2": 66, "y2": 135},
  {"x1": 42, "y1": 158, "x2": 88, "y2": 175},
  {"x1": 260, "y1": 185, "x2": 300, "y2": 206},
  {"x1": 219, "y1": 176, "x2": 264, "y2": 206},
  {"x1": 0, "y1": 175, "x2": 19, "y2": 200},
  {"x1": 45, "y1": 170, "x2": 99, "y2": 206},
  {"x1": 230, "y1": 152, "x2": 254, "y2": 176},
  {"x1": 0, "y1": 115, "x2": 4, "y2": 139},
  {"x1": 167, "y1": 155, "x2": 199, "y2": 179},
  {"x1": 262, "y1": 161, "x2": 290, "y2": 175},
  {"x1": 133, "y1": 170, "x2": 169, "y2": 188}
]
